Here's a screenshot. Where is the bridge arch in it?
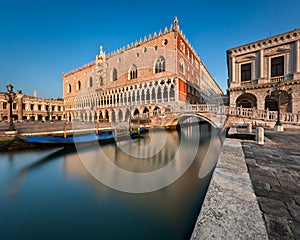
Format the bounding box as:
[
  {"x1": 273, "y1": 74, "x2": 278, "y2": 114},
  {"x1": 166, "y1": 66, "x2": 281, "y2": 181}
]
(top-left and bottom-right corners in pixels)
[{"x1": 165, "y1": 113, "x2": 219, "y2": 129}]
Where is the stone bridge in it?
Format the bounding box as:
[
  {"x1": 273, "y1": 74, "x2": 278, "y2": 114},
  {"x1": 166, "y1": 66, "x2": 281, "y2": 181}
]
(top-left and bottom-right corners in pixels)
[
  {"x1": 69, "y1": 102, "x2": 300, "y2": 130},
  {"x1": 135, "y1": 104, "x2": 300, "y2": 129}
]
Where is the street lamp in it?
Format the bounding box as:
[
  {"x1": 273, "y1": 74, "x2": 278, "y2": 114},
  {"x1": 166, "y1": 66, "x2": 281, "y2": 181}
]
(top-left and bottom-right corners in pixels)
[{"x1": 6, "y1": 84, "x2": 16, "y2": 131}]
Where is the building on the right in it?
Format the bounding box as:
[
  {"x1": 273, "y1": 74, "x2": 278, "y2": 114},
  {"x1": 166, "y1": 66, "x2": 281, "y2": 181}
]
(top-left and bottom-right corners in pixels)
[{"x1": 226, "y1": 28, "x2": 300, "y2": 114}]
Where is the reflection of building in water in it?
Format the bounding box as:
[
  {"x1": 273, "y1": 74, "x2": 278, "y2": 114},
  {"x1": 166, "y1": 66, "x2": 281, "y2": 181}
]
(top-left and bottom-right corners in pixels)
[
  {"x1": 63, "y1": 17, "x2": 223, "y2": 122},
  {"x1": 0, "y1": 90, "x2": 64, "y2": 121},
  {"x1": 62, "y1": 127, "x2": 222, "y2": 227},
  {"x1": 227, "y1": 28, "x2": 300, "y2": 113}
]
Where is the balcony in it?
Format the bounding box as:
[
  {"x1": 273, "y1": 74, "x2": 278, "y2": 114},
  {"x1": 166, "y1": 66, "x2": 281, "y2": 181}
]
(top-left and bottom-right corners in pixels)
[
  {"x1": 270, "y1": 74, "x2": 293, "y2": 83},
  {"x1": 240, "y1": 79, "x2": 258, "y2": 86}
]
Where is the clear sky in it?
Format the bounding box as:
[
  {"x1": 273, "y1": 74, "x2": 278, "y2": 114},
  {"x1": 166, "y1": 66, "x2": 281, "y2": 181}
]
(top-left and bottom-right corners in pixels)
[{"x1": 1, "y1": 0, "x2": 300, "y2": 98}]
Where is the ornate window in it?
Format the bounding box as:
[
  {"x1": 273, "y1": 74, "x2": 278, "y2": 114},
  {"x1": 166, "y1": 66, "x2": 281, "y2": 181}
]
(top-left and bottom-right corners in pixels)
[
  {"x1": 196, "y1": 74, "x2": 200, "y2": 86},
  {"x1": 180, "y1": 40, "x2": 185, "y2": 53},
  {"x1": 271, "y1": 56, "x2": 284, "y2": 77},
  {"x1": 128, "y1": 65, "x2": 138, "y2": 80},
  {"x1": 241, "y1": 63, "x2": 251, "y2": 81},
  {"x1": 154, "y1": 56, "x2": 165, "y2": 73},
  {"x1": 99, "y1": 77, "x2": 104, "y2": 86},
  {"x1": 89, "y1": 77, "x2": 93, "y2": 88},
  {"x1": 179, "y1": 59, "x2": 185, "y2": 74},
  {"x1": 111, "y1": 68, "x2": 118, "y2": 81}
]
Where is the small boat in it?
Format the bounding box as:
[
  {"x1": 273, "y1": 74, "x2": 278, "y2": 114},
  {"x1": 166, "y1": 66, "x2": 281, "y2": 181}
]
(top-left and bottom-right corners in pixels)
[{"x1": 22, "y1": 127, "x2": 145, "y2": 147}]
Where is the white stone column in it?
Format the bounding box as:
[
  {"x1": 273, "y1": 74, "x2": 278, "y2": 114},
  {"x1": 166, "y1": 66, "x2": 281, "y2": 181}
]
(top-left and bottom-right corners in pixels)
[
  {"x1": 231, "y1": 55, "x2": 236, "y2": 83},
  {"x1": 260, "y1": 49, "x2": 264, "y2": 78}
]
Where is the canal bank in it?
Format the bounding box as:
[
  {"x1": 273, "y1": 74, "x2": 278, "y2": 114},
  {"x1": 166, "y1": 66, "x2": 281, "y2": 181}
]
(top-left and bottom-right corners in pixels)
[
  {"x1": 191, "y1": 128, "x2": 300, "y2": 240},
  {"x1": 191, "y1": 127, "x2": 268, "y2": 239}
]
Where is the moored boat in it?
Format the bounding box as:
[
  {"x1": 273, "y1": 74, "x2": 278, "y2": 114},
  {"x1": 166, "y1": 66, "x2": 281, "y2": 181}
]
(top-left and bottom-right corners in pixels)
[{"x1": 21, "y1": 127, "x2": 145, "y2": 147}]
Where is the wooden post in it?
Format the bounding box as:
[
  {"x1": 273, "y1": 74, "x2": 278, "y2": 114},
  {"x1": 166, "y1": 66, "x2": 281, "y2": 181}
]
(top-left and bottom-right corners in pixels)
[
  {"x1": 95, "y1": 120, "x2": 99, "y2": 134},
  {"x1": 64, "y1": 120, "x2": 67, "y2": 138},
  {"x1": 138, "y1": 114, "x2": 140, "y2": 137}
]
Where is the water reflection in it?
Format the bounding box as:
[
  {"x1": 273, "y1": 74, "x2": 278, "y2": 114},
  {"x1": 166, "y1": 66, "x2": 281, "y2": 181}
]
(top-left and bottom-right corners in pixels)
[{"x1": 0, "y1": 123, "x2": 224, "y2": 240}]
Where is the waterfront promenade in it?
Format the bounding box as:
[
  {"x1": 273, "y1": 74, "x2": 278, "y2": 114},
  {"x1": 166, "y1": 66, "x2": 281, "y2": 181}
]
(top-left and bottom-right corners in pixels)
[{"x1": 192, "y1": 128, "x2": 300, "y2": 240}]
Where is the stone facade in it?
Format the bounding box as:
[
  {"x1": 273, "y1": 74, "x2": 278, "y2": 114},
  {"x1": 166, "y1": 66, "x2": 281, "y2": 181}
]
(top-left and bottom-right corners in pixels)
[
  {"x1": 227, "y1": 29, "x2": 300, "y2": 114},
  {"x1": 63, "y1": 18, "x2": 223, "y2": 122},
  {"x1": 0, "y1": 91, "x2": 64, "y2": 122}
]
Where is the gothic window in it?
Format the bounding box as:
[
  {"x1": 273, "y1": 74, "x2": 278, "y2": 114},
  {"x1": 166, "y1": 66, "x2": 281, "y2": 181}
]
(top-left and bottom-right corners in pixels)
[
  {"x1": 89, "y1": 77, "x2": 93, "y2": 88},
  {"x1": 76, "y1": 81, "x2": 81, "y2": 91},
  {"x1": 271, "y1": 56, "x2": 284, "y2": 77},
  {"x1": 195, "y1": 60, "x2": 199, "y2": 70},
  {"x1": 180, "y1": 40, "x2": 185, "y2": 53},
  {"x1": 68, "y1": 84, "x2": 72, "y2": 93},
  {"x1": 179, "y1": 59, "x2": 185, "y2": 74},
  {"x1": 128, "y1": 65, "x2": 138, "y2": 80},
  {"x1": 196, "y1": 74, "x2": 200, "y2": 86},
  {"x1": 99, "y1": 77, "x2": 104, "y2": 86},
  {"x1": 154, "y1": 56, "x2": 166, "y2": 73},
  {"x1": 111, "y1": 68, "x2": 118, "y2": 81},
  {"x1": 241, "y1": 63, "x2": 251, "y2": 81}
]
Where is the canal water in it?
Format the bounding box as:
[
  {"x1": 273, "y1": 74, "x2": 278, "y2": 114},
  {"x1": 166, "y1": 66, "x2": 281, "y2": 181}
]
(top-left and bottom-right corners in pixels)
[{"x1": 0, "y1": 122, "x2": 223, "y2": 240}]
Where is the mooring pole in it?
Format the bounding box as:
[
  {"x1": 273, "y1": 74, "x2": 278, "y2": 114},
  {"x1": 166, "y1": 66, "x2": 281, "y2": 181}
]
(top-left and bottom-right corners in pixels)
[{"x1": 63, "y1": 120, "x2": 67, "y2": 138}]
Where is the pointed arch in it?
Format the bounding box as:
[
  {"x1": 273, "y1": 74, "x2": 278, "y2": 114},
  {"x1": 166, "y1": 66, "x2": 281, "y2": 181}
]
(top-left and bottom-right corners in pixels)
[
  {"x1": 179, "y1": 58, "x2": 185, "y2": 74},
  {"x1": 68, "y1": 84, "x2": 72, "y2": 93},
  {"x1": 89, "y1": 77, "x2": 93, "y2": 88},
  {"x1": 111, "y1": 68, "x2": 118, "y2": 81},
  {"x1": 128, "y1": 65, "x2": 138, "y2": 80},
  {"x1": 154, "y1": 56, "x2": 165, "y2": 73}
]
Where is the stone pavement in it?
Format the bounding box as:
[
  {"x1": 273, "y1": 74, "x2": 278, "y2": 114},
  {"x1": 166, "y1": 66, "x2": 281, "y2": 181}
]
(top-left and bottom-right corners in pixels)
[{"x1": 242, "y1": 129, "x2": 300, "y2": 240}]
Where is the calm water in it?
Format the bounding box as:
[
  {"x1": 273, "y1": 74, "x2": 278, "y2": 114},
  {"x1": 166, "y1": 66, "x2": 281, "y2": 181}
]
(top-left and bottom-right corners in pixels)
[{"x1": 0, "y1": 123, "x2": 223, "y2": 240}]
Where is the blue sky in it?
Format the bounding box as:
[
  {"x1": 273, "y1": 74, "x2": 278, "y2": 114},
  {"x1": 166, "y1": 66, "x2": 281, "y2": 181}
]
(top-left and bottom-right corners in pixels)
[{"x1": 1, "y1": 0, "x2": 300, "y2": 98}]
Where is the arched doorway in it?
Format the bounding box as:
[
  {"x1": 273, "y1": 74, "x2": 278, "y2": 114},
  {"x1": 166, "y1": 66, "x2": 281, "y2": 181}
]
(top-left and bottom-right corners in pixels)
[
  {"x1": 265, "y1": 90, "x2": 292, "y2": 112},
  {"x1": 236, "y1": 93, "x2": 257, "y2": 108}
]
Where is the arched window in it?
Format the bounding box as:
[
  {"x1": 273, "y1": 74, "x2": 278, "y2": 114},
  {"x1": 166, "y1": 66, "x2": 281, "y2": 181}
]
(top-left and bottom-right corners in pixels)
[
  {"x1": 180, "y1": 40, "x2": 185, "y2": 53},
  {"x1": 196, "y1": 74, "x2": 200, "y2": 86},
  {"x1": 111, "y1": 68, "x2": 118, "y2": 81},
  {"x1": 99, "y1": 77, "x2": 104, "y2": 86},
  {"x1": 68, "y1": 84, "x2": 72, "y2": 93},
  {"x1": 128, "y1": 65, "x2": 138, "y2": 80},
  {"x1": 76, "y1": 81, "x2": 81, "y2": 91},
  {"x1": 89, "y1": 77, "x2": 93, "y2": 88},
  {"x1": 154, "y1": 56, "x2": 165, "y2": 73},
  {"x1": 179, "y1": 59, "x2": 185, "y2": 74}
]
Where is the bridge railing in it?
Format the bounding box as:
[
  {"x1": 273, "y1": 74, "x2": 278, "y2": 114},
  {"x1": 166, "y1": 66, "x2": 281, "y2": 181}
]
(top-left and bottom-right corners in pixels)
[{"x1": 169, "y1": 104, "x2": 300, "y2": 125}]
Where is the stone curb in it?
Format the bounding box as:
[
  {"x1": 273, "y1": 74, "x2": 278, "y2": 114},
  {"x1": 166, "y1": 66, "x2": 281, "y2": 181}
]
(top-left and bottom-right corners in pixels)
[{"x1": 191, "y1": 133, "x2": 268, "y2": 239}]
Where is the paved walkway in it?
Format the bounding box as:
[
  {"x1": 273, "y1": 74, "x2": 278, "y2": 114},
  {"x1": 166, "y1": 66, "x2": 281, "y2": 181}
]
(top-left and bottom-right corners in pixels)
[
  {"x1": 192, "y1": 128, "x2": 300, "y2": 240},
  {"x1": 242, "y1": 129, "x2": 300, "y2": 240}
]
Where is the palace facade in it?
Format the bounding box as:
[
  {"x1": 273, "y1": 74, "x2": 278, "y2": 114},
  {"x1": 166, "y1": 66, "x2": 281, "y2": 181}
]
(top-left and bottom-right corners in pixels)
[
  {"x1": 0, "y1": 90, "x2": 64, "y2": 122},
  {"x1": 227, "y1": 28, "x2": 300, "y2": 114},
  {"x1": 63, "y1": 18, "x2": 223, "y2": 123}
]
